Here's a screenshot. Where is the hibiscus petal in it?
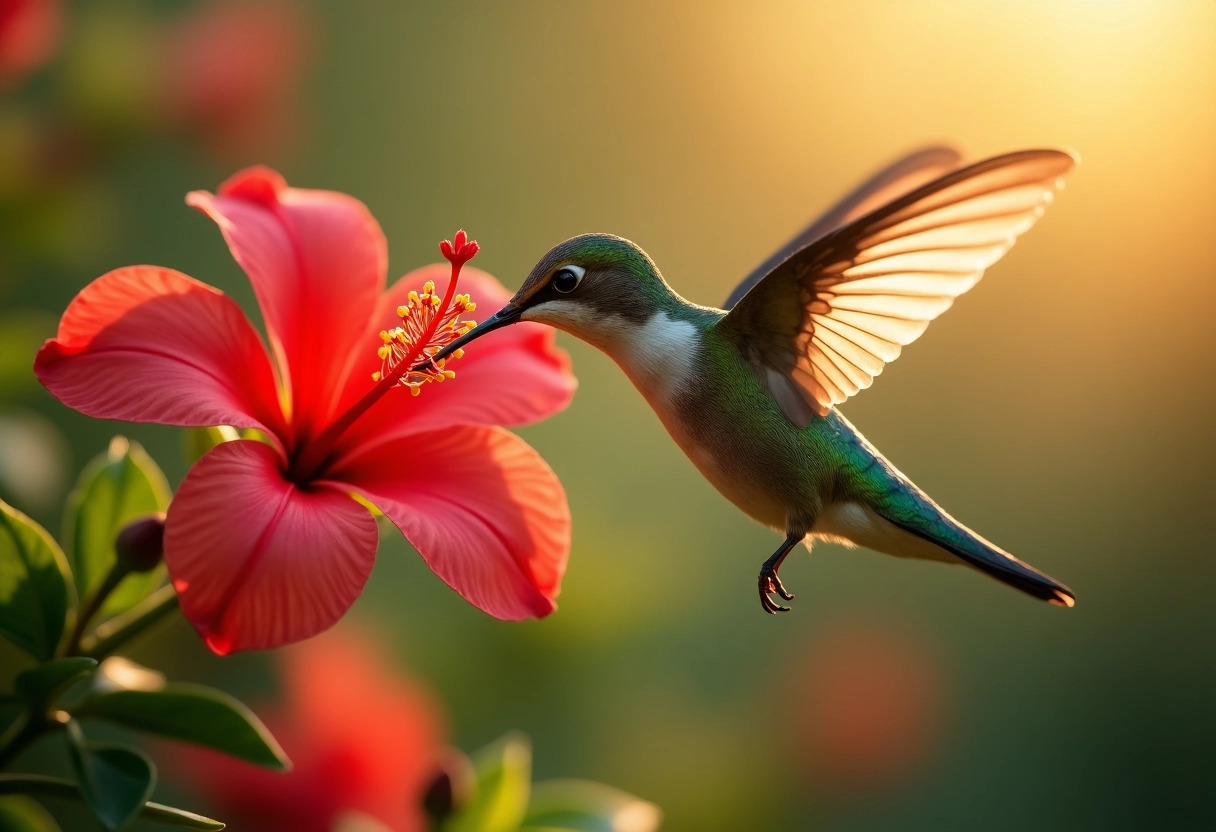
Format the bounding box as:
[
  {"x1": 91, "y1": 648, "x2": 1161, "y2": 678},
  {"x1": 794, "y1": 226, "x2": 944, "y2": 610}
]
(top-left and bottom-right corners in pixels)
[
  {"x1": 187, "y1": 166, "x2": 387, "y2": 436},
  {"x1": 34, "y1": 266, "x2": 285, "y2": 434},
  {"x1": 165, "y1": 440, "x2": 379, "y2": 654},
  {"x1": 331, "y1": 425, "x2": 570, "y2": 620},
  {"x1": 334, "y1": 264, "x2": 575, "y2": 456}
]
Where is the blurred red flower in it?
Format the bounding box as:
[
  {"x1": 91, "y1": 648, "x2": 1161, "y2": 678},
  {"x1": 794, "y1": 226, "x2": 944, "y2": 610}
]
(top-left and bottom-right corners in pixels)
[
  {"x1": 175, "y1": 626, "x2": 445, "y2": 832},
  {"x1": 36, "y1": 166, "x2": 576, "y2": 654},
  {"x1": 0, "y1": 0, "x2": 61, "y2": 89},
  {"x1": 159, "y1": 0, "x2": 311, "y2": 157},
  {"x1": 789, "y1": 617, "x2": 947, "y2": 796}
]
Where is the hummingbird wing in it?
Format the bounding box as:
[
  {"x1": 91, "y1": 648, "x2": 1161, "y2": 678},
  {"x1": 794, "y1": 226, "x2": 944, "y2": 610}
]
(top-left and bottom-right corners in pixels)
[
  {"x1": 719, "y1": 149, "x2": 1076, "y2": 427},
  {"x1": 723, "y1": 145, "x2": 965, "y2": 309}
]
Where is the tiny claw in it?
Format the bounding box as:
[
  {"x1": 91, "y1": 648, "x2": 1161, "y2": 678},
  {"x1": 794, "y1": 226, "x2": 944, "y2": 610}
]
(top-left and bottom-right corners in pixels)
[{"x1": 759, "y1": 570, "x2": 793, "y2": 614}]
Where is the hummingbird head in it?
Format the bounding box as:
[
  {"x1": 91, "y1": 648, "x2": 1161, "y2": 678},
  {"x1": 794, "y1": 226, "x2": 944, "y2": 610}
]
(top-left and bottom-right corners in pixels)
[{"x1": 427, "y1": 233, "x2": 676, "y2": 362}]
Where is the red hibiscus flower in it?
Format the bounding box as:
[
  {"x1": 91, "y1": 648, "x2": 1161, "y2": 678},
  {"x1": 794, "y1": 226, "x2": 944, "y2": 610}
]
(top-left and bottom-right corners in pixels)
[
  {"x1": 170, "y1": 625, "x2": 446, "y2": 832},
  {"x1": 35, "y1": 166, "x2": 575, "y2": 654}
]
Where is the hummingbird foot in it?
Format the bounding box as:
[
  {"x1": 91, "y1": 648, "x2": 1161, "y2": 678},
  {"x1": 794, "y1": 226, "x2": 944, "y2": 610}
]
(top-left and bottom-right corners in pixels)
[
  {"x1": 758, "y1": 568, "x2": 794, "y2": 614},
  {"x1": 757, "y1": 533, "x2": 804, "y2": 614}
]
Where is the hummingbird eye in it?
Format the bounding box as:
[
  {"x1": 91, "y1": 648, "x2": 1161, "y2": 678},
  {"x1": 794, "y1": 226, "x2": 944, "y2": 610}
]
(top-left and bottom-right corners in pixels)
[{"x1": 551, "y1": 266, "x2": 584, "y2": 293}]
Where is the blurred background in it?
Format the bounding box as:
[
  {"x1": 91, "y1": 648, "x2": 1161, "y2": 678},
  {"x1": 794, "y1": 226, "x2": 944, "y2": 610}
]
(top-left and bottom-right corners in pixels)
[{"x1": 2, "y1": 1, "x2": 1214, "y2": 829}]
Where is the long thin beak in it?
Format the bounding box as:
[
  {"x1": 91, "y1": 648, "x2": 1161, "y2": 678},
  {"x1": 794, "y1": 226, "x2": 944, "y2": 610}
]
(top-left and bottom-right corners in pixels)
[{"x1": 418, "y1": 303, "x2": 523, "y2": 368}]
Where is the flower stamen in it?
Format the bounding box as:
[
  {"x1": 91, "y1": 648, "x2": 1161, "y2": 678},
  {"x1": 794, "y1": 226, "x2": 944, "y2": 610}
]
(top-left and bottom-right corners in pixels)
[{"x1": 372, "y1": 283, "x2": 477, "y2": 395}]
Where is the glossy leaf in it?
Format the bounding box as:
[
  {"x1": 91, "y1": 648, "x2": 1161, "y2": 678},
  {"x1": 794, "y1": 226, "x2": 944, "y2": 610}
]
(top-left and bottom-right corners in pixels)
[
  {"x1": 65, "y1": 722, "x2": 157, "y2": 831},
  {"x1": 520, "y1": 780, "x2": 662, "y2": 832},
  {"x1": 449, "y1": 733, "x2": 531, "y2": 832},
  {"x1": 64, "y1": 437, "x2": 171, "y2": 617},
  {"x1": 0, "y1": 775, "x2": 224, "y2": 830},
  {"x1": 0, "y1": 500, "x2": 72, "y2": 659},
  {"x1": 0, "y1": 795, "x2": 62, "y2": 832},
  {"x1": 14, "y1": 657, "x2": 98, "y2": 709},
  {"x1": 183, "y1": 426, "x2": 240, "y2": 467},
  {"x1": 77, "y1": 684, "x2": 289, "y2": 770}
]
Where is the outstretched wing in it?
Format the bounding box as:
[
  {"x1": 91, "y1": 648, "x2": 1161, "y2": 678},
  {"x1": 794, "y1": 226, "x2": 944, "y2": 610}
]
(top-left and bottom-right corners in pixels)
[
  {"x1": 723, "y1": 145, "x2": 965, "y2": 309},
  {"x1": 719, "y1": 149, "x2": 1077, "y2": 427}
]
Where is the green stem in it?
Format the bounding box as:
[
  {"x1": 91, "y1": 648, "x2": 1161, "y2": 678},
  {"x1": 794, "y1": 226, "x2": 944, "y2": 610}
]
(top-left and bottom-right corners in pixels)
[
  {"x1": 0, "y1": 774, "x2": 225, "y2": 829},
  {"x1": 0, "y1": 713, "x2": 50, "y2": 772},
  {"x1": 63, "y1": 564, "x2": 132, "y2": 657},
  {"x1": 82, "y1": 585, "x2": 180, "y2": 661}
]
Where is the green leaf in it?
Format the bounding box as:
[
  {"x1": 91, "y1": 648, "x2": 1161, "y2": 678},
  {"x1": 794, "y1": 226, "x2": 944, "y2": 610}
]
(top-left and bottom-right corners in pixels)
[
  {"x1": 520, "y1": 780, "x2": 662, "y2": 832},
  {"x1": 64, "y1": 437, "x2": 171, "y2": 617},
  {"x1": 0, "y1": 694, "x2": 24, "y2": 737},
  {"x1": 65, "y1": 722, "x2": 156, "y2": 831},
  {"x1": 76, "y1": 684, "x2": 289, "y2": 770},
  {"x1": 0, "y1": 500, "x2": 72, "y2": 659},
  {"x1": 183, "y1": 426, "x2": 240, "y2": 467},
  {"x1": 0, "y1": 795, "x2": 62, "y2": 832},
  {"x1": 14, "y1": 657, "x2": 98, "y2": 709},
  {"x1": 449, "y1": 733, "x2": 532, "y2": 832},
  {"x1": 0, "y1": 775, "x2": 224, "y2": 830}
]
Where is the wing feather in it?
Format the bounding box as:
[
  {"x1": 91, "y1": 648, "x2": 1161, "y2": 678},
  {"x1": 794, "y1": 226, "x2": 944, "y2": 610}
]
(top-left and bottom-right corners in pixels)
[
  {"x1": 723, "y1": 145, "x2": 964, "y2": 309},
  {"x1": 719, "y1": 148, "x2": 1076, "y2": 426}
]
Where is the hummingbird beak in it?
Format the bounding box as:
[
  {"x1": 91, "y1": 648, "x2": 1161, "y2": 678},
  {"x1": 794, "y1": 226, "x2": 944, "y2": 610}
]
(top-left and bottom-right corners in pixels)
[{"x1": 421, "y1": 303, "x2": 523, "y2": 367}]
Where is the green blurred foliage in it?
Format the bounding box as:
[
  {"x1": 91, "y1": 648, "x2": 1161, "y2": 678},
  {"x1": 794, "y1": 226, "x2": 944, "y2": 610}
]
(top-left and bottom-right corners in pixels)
[{"x1": 2, "y1": 1, "x2": 1214, "y2": 830}]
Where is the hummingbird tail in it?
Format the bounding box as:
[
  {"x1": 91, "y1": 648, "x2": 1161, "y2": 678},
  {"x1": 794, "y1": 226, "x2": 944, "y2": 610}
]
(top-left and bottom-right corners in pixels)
[{"x1": 867, "y1": 495, "x2": 1076, "y2": 607}]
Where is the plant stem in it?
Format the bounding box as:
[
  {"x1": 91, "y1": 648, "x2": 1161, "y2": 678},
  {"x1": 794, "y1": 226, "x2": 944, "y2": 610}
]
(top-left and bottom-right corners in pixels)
[
  {"x1": 82, "y1": 584, "x2": 180, "y2": 661},
  {"x1": 63, "y1": 564, "x2": 132, "y2": 657},
  {"x1": 0, "y1": 713, "x2": 53, "y2": 772}
]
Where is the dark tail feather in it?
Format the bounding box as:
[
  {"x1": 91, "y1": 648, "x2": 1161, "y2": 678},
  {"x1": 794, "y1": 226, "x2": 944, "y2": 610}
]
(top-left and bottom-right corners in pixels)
[{"x1": 882, "y1": 511, "x2": 1076, "y2": 607}]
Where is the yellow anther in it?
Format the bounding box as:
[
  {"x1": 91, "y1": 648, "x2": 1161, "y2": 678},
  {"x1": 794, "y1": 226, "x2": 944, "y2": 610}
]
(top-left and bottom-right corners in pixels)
[
  {"x1": 452, "y1": 348, "x2": 465, "y2": 359},
  {"x1": 464, "y1": 302, "x2": 476, "y2": 312},
  {"x1": 396, "y1": 305, "x2": 408, "y2": 317},
  {"x1": 408, "y1": 290, "x2": 420, "y2": 306},
  {"x1": 377, "y1": 344, "x2": 391, "y2": 360},
  {"x1": 423, "y1": 281, "x2": 435, "y2": 295},
  {"x1": 442, "y1": 370, "x2": 456, "y2": 380},
  {"x1": 379, "y1": 330, "x2": 393, "y2": 343},
  {"x1": 371, "y1": 370, "x2": 382, "y2": 382},
  {"x1": 430, "y1": 295, "x2": 442, "y2": 306},
  {"x1": 409, "y1": 384, "x2": 422, "y2": 396}
]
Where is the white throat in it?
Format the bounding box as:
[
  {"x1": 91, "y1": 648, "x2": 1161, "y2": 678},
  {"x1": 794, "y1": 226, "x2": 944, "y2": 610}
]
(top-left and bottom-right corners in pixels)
[{"x1": 524, "y1": 302, "x2": 700, "y2": 402}]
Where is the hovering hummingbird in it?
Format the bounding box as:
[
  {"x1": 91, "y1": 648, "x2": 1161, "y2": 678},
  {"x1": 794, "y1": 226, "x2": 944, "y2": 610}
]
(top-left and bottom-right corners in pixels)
[{"x1": 429, "y1": 146, "x2": 1077, "y2": 613}]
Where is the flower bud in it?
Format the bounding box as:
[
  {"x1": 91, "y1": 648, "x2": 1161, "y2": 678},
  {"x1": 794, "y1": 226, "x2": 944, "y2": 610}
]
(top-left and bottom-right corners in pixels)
[
  {"x1": 421, "y1": 749, "x2": 474, "y2": 823},
  {"x1": 115, "y1": 513, "x2": 166, "y2": 573}
]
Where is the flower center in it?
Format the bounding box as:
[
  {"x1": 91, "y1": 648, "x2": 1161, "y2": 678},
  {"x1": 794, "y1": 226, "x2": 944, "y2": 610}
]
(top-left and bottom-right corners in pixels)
[
  {"x1": 371, "y1": 281, "x2": 477, "y2": 396},
  {"x1": 285, "y1": 230, "x2": 480, "y2": 483}
]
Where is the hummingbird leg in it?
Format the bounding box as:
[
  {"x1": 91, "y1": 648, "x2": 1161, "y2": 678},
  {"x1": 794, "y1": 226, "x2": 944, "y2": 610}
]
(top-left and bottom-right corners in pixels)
[{"x1": 758, "y1": 533, "x2": 803, "y2": 614}]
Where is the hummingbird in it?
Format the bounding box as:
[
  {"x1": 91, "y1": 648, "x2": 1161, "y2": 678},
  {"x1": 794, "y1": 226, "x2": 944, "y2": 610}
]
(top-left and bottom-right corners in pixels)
[{"x1": 429, "y1": 146, "x2": 1077, "y2": 613}]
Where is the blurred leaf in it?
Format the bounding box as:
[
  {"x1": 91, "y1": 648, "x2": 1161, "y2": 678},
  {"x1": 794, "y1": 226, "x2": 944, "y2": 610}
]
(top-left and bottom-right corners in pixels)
[
  {"x1": 0, "y1": 795, "x2": 61, "y2": 832},
  {"x1": 0, "y1": 694, "x2": 24, "y2": 736},
  {"x1": 449, "y1": 733, "x2": 531, "y2": 832},
  {"x1": 0, "y1": 775, "x2": 223, "y2": 830},
  {"x1": 64, "y1": 437, "x2": 170, "y2": 618},
  {"x1": 0, "y1": 499, "x2": 72, "y2": 659},
  {"x1": 76, "y1": 684, "x2": 289, "y2": 770},
  {"x1": 521, "y1": 781, "x2": 662, "y2": 832},
  {"x1": 14, "y1": 658, "x2": 97, "y2": 709},
  {"x1": 65, "y1": 721, "x2": 156, "y2": 831},
  {"x1": 183, "y1": 426, "x2": 240, "y2": 467}
]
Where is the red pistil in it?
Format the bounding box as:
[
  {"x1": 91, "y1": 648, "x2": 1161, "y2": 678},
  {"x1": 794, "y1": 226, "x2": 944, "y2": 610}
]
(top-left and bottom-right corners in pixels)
[{"x1": 287, "y1": 231, "x2": 479, "y2": 482}]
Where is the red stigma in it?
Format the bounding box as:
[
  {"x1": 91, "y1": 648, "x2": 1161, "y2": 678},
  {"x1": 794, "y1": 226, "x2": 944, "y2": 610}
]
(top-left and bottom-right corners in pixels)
[{"x1": 440, "y1": 229, "x2": 479, "y2": 267}]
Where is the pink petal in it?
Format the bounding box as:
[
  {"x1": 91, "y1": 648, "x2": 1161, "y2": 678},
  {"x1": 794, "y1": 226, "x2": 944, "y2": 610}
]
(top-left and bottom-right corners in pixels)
[
  {"x1": 187, "y1": 167, "x2": 387, "y2": 438},
  {"x1": 331, "y1": 425, "x2": 570, "y2": 620},
  {"x1": 34, "y1": 266, "x2": 285, "y2": 435},
  {"x1": 334, "y1": 264, "x2": 575, "y2": 457},
  {"x1": 165, "y1": 440, "x2": 379, "y2": 654}
]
